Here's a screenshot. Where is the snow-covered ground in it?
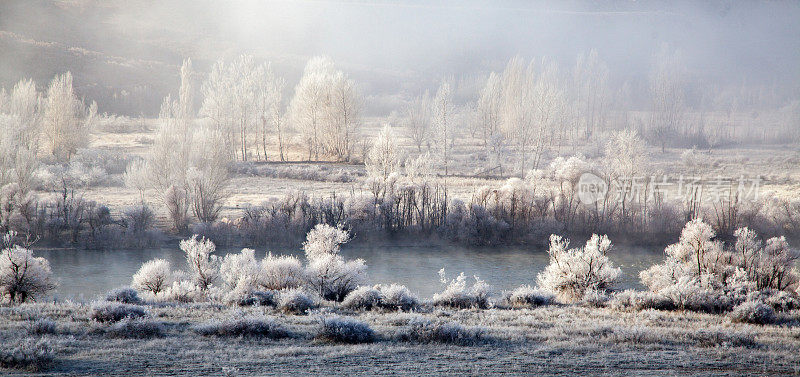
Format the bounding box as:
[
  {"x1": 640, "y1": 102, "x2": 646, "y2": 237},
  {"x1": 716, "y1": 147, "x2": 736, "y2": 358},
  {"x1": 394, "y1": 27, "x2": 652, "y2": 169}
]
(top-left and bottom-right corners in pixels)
[{"x1": 1, "y1": 302, "x2": 798, "y2": 376}]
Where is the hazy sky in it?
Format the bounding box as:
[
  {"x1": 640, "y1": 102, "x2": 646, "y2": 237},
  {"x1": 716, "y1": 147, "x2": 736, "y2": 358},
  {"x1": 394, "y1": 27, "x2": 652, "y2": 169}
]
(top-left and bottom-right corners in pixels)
[{"x1": 1, "y1": 0, "x2": 797, "y2": 115}]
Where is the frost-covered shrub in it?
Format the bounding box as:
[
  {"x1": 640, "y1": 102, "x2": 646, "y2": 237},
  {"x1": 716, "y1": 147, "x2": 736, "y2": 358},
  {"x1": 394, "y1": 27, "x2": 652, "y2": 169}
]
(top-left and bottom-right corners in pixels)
[
  {"x1": 91, "y1": 302, "x2": 147, "y2": 323},
  {"x1": 105, "y1": 287, "x2": 142, "y2": 304},
  {"x1": 180, "y1": 235, "x2": 219, "y2": 290},
  {"x1": 640, "y1": 219, "x2": 800, "y2": 312},
  {"x1": 219, "y1": 248, "x2": 262, "y2": 304},
  {"x1": 236, "y1": 290, "x2": 277, "y2": 307},
  {"x1": 401, "y1": 318, "x2": 484, "y2": 345},
  {"x1": 316, "y1": 316, "x2": 375, "y2": 344},
  {"x1": 278, "y1": 288, "x2": 315, "y2": 314},
  {"x1": 729, "y1": 300, "x2": 776, "y2": 325},
  {"x1": 537, "y1": 234, "x2": 621, "y2": 303},
  {"x1": 376, "y1": 283, "x2": 419, "y2": 311},
  {"x1": 158, "y1": 280, "x2": 206, "y2": 303},
  {"x1": 579, "y1": 288, "x2": 610, "y2": 308},
  {"x1": 131, "y1": 259, "x2": 171, "y2": 295},
  {"x1": 27, "y1": 318, "x2": 57, "y2": 335},
  {"x1": 301, "y1": 225, "x2": 366, "y2": 301},
  {"x1": 342, "y1": 286, "x2": 383, "y2": 310},
  {"x1": 306, "y1": 254, "x2": 367, "y2": 301},
  {"x1": 260, "y1": 253, "x2": 304, "y2": 290},
  {"x1": 303, "y1": 223, "x2": 351, "y2": 259},
  {"x1": 0, "y1": 235, "x2": 55, "y2": 304},
  {"x1": 501, "y1": 285, "x2": 554, "y2": 308},
  {"x1": 432, "y1": 270, "x2": 492, "y2": 309},
  {"x1": 194, "y1": 317, "x2": 289, "y2": 339},
  {"x1": 0, "y1": 339, "x2": 53, "y2": 371},
  {"x1": 106, "y1": 318, "x2": 164, "y2": 339},
  {"x1": 610, "y1": 290, "x2": 675, "y2": 312},
  {"x1": 762, "y1": 290, "x2": 800, "y2": 312}
]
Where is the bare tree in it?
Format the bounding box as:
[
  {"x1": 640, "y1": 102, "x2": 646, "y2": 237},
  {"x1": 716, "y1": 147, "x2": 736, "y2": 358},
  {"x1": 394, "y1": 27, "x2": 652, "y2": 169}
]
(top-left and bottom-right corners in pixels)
[
  {"x1": 404, "y1": 91, "x2": 432, "y2": 152},
  {"x1": 324, "y1": 71, "x2": 362, "y2": 161},
  {"x1": 573, "y1": 49, "x2": 609, "y2": 140},
  {"x1": 288, "y1": 56, "x2": 335, "y2": 161}
]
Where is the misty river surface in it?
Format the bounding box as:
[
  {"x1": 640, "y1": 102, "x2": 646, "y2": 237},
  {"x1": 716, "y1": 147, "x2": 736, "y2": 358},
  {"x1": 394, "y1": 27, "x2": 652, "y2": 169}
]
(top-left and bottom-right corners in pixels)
[{"x1": 33, "y1": 243, "x2": 666, "y2": 302}]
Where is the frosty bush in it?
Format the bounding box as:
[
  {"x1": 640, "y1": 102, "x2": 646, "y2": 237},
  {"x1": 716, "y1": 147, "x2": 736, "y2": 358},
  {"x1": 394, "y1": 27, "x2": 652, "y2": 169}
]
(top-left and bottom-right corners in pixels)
[
  {"x1": 537, "y1": 234, "x2": 621, "y2": 302},
  {"x1": 401, "y1": 317, "x2": 484, "y2": 345},
  {"x1": 501, "y1": 285, "x2": 554, "y2": 308},
  {"x1": 106, "y1": 318, "x2": 165, "y2": 339},
  {"x1": 729, "y1": 300, "x2": 776, "y2": 325},
  {"x1": 105, "y1": 287, "x2": 142, "y2": 304},
  {"x1": 27, "y1": 319, "x2": 57, "y2": 335},
  {"x1": 376, "y1": 283, "x2": 419, "y2": 311},
  {"x1": 303, "y1": 223, "x2": 351, "y2": 259},
  {"x1": 236, "y1": 291, "x2": 276, "y2": 307},
  {"x1": 432, "y1": 269, "x2": 492, "y2": 309},
  {"x1": 194, "y1": 317, "x2": 289, "y2": 339},
  {"x1": 131, "y1": 259, "x2": 171, "y2": 295},
  {"x1": 316, "y1": 315, "x2": 375, "y2": 344},
  {"x1": 219, "y1": 248, "x2": 261, "y2": 303},
  {"x1": 91, "y1": 302, "x2": 147, "y2": 323},
  {"x1": 181, "y1": 235, "x2": 219, "y2": 290},
  {"x1": 610, "y1": 290, "x2": 675, "y2": 312},
  {"x1": 0, "y1": 339, "x2": 53, "y2": 371},
  {"x1": 278, "y1": 288, "x2": 316, "y2": 314},
  {"x1": 640, "y1": 219, "x2": 800, "y2": 312},
  {"x1": 159, "y1": 280, "x2": 206, "y2": 303},
  {"x1": 341, "y1": 286, "x2": 383, "y2": 310},
  {"x1": 0, "y1": 234, "x2": 55, "y2": 304},
  {"x1": 303, "y1": 224, "x2": 366, "y2": 301},
  {"x1": 260, "y1": 253, "x2": 304, "y2": 290}
]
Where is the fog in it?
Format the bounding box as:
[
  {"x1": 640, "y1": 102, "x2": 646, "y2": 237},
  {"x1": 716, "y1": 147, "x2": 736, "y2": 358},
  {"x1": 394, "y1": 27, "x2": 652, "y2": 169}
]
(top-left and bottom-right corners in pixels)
[{"x1": 1, "y1": 0, "x2": 798, "y2": 116}]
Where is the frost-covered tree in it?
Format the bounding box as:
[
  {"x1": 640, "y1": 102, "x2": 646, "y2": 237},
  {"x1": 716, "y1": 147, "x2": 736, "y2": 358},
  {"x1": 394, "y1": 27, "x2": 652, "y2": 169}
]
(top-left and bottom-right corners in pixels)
[
  {"x1": 432, "y1": 79, "x2": 455, "y2": 175},
  {"x1": 404, "y1": 92, "x2": 432, "y2": 152},
  {"x1": 288, "y1": 56, "x2": 334, "y2": 161},
  {"x1": 365, "y1": 124, "x2": 401, "y2": 180},
  {"x1": 41, "y1": 72, "x2": 96, "y2": 161},
  {"x1": 573, "y1": 49, "x2": 609, "y2": 140},
  {"x1": 537, "y1": 234, "x2": 621, "y2": 302},
  {"x1": 474, "y1": 72, "x2": 503, "y2": 153},
  {"x1": 0, "y1": 232, "x2": 55, "y2": 304},
  {"x1": 288, "y1": 56, "x2": 362, "y2": 161},
  {"x1": 255, "y1": 63, "x2": 286, "y2": 161},
  {"x1": 180, "y1": 235, "x2": 219, "y2": 291},
  {"x1": 302, "y1": 224, "x2": 366, "y2": 301},
  {"x1": 649, "y1": 44, "x2": 686, "y2": 152},
  {"x1": 200, "y1": 55, "x2": 263, "y2": 161},
  {"x1": 324, "y1": 71, "x2": 362, "y2": 161},
  {"x1": 131, "y1": 258, "x2": 171, "y2": 295}
]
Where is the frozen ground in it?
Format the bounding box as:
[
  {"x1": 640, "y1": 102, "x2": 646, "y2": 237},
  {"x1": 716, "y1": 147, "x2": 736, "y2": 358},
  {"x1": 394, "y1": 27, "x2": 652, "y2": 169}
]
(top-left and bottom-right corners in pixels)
[{"x1": 1, "y1": 302, "x2": 799, "y2": 376}]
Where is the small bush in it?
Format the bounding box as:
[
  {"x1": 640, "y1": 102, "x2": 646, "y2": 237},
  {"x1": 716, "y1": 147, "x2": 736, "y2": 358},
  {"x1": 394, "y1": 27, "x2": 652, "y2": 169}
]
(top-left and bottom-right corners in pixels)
[
  {"x1": 106, "y1": 318, "x2": 164, "y2": 339},
  {"x1": 537, "y1": 234, "x2": 620, "y2": 303},
  {"x1": 763, "y1": 290, "x2": 800, "y2": 312},
  {"x1": 237, "y1": 291, "x2": 277, "y2": 307},
  {"x1": 278, "y1": 289, "x2": 315, "y2": 314},
  {"x1": 377, "y1": 284, "x2": 419, "y2": 311},
  {"x1": 194, "y1": 317, "x2": 289, "y2": 339},
  {"x1": 91, "y1": 302, "x2": 147, "y2": 323},
  {"x1": 401, "y1": 318, "x2": 484, "y2": 345},
  {"x1": 580, "y1": 288, "x2": 610, "y2": 308},
  {"x1": 342, "y1": 286, "x2": 383, "y2": 310},
  {"x1": 131, "y1": 259, "x2": 171, "y2": 295},
  {"x1": 0, "y1": 339, "x2": 53, "y2": 371},
  {"x1": 316, "y1": 316, "x2": 375, "y2": 344},
  {"x1": 501, "y1": 285, "x2": 554, "y2": 308},
  {"x1": 610, "y1": 290, "x2": 675, "y2": 311},
  {"x1": 432, "y1": 271, "x2": 492, "y2": 309},
  {"x1": 729, "y1": 301, "x2": 776, "y2": 325},
  {"x1": 27, "y1": 319, "x2": 57, "y2": 335},
  {"x1": 105, "y1": 287, "x2": 142, "y2": 304}
]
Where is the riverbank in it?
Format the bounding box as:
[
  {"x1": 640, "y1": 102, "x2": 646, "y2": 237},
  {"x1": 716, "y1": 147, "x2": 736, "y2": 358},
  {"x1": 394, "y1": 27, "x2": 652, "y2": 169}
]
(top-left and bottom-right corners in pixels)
[{"x1": 2, "y1": 302, "x2": 799, "y2": 376}]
